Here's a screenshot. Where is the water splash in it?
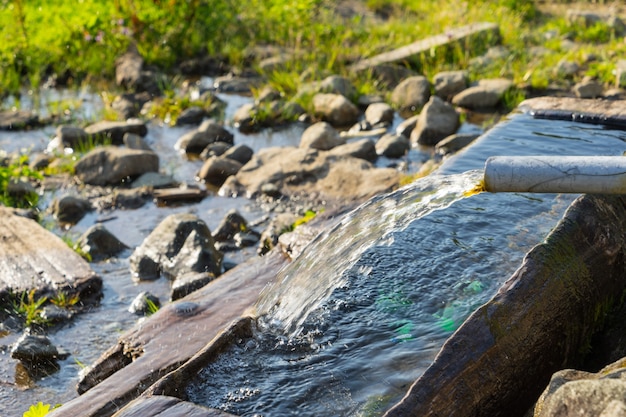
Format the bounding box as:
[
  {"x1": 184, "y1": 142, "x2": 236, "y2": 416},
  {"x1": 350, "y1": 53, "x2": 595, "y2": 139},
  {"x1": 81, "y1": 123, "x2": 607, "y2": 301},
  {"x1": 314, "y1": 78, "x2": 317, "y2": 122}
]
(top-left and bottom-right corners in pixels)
[{"x1": 254, "y1": 170, "x2": 485, "y2": 336}]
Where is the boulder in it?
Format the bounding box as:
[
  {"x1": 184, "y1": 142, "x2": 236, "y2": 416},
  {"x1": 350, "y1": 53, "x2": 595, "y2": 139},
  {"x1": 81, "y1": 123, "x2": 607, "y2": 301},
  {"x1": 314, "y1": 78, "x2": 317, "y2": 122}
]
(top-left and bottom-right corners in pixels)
[
  {"x1": 11, "y1": 333, "x2": 61, "y2": 363},
  {"x1": 111, "y1": 92, "x2": 151, "y2": 120},
  {"x1": 175, "y1": 106, "x2": 207, "y2": 126},
  {"x1": 329, "y1": 138, "x2": 377, "y2": 162},
  {"x1": 175, "y1": 120, "x2": 234, "y2": 154},
  {"x1": 258, "y1": 212, "x2": 298, "y2": 255},
  {"x1": 115, "y1": 45, "x2": 161, "y2": 95},
  {"x1": 197, "y1": 157, "x2": 243, "y2": 187},
  {"x1": 452, "y1": 78, "x2": 513, "y2": 109},
  {"x1": 232, "y1": 103, "x2": 256, "y2": 133},
  {"x1": 123, "y1": 132, "x2": 153, "y2": 152},
  {"x1": 52, "y1": 195, "x2": 93, "y2": 224},
  {"x1": 130, "y1": 172, "x2": 178, "y2": 189},
  {"x1": 213, "y1": 209, "x2": 250, "y2": 242},
  {"x1": 0, "y1": 110, "x2": 40, "y2": 130},
  {"x1": 233, "y1": 146, "x2": 399, "y2": 202},
  {"x1": 390, "y1": 76, "x2": 431, "y2": 113},
  {"x1": 84, "y1": 120, "x2": 148, "y2": 145},
  {"x1": 128, "y1": 291, "x2": 160, "y2": 316},
  {"x1": 384, "y1": 194, "x2": 626, "y2": 417},
  {"x1": 433, "y1": 70, "x2": 468, "y2": 100},
  {"x1": 574, "y1": 78, "x2": 604, "y2": 99},
  {"x1": 317, "y1": 75, "x2": 357, "y2": 99},
  {"x1": 312, "y1": 93, "x2": 360, "y2": 127},
  {"x1": 364, "y1": 102, "x2": 395, "y2": 126},
  {"x1": 56, "y1": 125, "x2": 89, "y2": 148},
  {"x1": 129, "y1": 213, "x2": 222, "y2": 281},
  {"x1": 435, "y1": 133, "x2": 480, "y2": 155},
  {"x1": 300, "y1": 122, "x2": 345, "y2": 150},
  {"x1": 199, "y1": 142, "x2": 232, "y2": 159},
  {"x1": 369, "y1": 64, "x2": 418, "y2": 88},
  {"x1": 535, "y1": 359, "x2": 626, "y2": 417},
  {"x1": 376, "y1": 133, "x2": 410, "y2": 158},
  {"x1": 411, "y1": 96, "x2": 460, "y2": 146},
  {"x1": 223, "y1": 144, "x2": 254, "y2": 165},
  {"x1": 396, "y1": 114, "x2": 419, "y2": 138},
  {"x1": 75, "y1": 146, "x2": 159, "y2": 186},
  {"x1": 77, "y1": 224, "x2": 129, "y2": 261}
]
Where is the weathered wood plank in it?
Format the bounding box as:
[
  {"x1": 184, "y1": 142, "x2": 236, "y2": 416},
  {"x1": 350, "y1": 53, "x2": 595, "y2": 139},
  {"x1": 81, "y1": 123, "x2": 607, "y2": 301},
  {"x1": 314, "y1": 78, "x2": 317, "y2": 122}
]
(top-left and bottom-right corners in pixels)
[
  {"x1": 0, "y1": 208, "x2": 101, "y2": 300},
  {"x1": 350, "y1": 22, "x2": 500, "y2": 72}
]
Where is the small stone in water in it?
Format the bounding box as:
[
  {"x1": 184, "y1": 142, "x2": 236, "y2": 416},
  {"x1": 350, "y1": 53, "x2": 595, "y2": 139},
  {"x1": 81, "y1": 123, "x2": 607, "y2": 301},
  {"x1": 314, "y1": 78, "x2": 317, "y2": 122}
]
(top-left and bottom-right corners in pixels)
[{"x1": 129, "y1": 291, "x2": 161, "y2": 316}]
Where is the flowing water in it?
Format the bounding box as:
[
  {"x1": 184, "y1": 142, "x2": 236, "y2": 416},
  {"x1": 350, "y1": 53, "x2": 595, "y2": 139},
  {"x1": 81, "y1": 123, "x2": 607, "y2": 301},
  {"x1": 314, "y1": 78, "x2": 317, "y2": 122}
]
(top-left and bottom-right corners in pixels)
[{"x1": 2, "y1": 86, "x2": 626, "y2": 417}]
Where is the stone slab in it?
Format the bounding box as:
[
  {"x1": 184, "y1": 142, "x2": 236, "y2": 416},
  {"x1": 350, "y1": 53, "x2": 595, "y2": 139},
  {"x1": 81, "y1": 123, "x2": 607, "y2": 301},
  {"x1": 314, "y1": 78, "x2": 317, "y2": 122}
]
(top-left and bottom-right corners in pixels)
[
  {"x1": 350, "y1": 22, "x2": 500, "y2": 72},
  {"x1": 0, "y1": 208, "x2": 101, "y2": 301},
  {"x1": 520, "y1": 96, "x2": 626, "y2": 129}
]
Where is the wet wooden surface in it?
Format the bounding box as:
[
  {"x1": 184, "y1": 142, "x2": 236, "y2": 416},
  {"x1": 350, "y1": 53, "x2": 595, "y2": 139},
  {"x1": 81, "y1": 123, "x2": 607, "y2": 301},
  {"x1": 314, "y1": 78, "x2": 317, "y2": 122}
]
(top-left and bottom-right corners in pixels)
[{"x1": 0, "y1": 207, "x2": 101, "y2": 300}]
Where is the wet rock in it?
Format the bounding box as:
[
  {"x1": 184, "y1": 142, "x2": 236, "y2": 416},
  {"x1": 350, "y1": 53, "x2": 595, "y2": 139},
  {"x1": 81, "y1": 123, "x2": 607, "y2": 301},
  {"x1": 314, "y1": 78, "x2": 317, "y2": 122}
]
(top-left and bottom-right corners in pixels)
[
  {"x1": 232, "y1": 103, "x2": 256, "y2": 133},
  {"x1": 213, "y1": 75, "x2": 261, "y2": 94},
  {"x1": 11, "y1": 333, "x2": 63, "y2": 363},
  {"x1": 318, "y1": 75, "x2": 357, "y2": 99},
  {"x1": 75, "y1": 146, "x2": 159, "y2": 186},
  {"x1": 300, "y1": 121, "x2": 345, "y2": 150},
  {"x1": 77, "y1": 224, "x2": 129, "y2": 261},
  {"x1": 115, "y1": 44, "x2": 161, "y2": 95},
  {"x1": 396, "y1": 114, "x2": 419, "y2": 138},
  {"x1": 171, "y1": 272, "x2": 215, "y2": 301},
  {"x1": 56, "y1": 125, "x2": 89, "y2": 148},
  {"x1": 175, "y1": 106, "x2": 207, "y2": 126},
  {"x1": 369, "y1": 64, "x2": 418, "y2": 89},
  {"x1": 176, "y1": 120, "x2": 234, "y2": 154},
  {"x1": 198, "y1": 156, "x2": 243, "y2": 187},
  {"x1": 384, "y1": 194, "x2": 626, "y2": 417},
  {"x1": 364, "y1": 102, "x2": 394, "y2": 126},
  {"x1": 535, "y1": 359, "x2": 626, "y2": 417},
  {"x1": 376, "y1": 133, "x2": 410, "y2": 158},
  {"x1": 153, "y1": 187, "x2": 206, "y2": 205},
  {"x1": 29, "y1": 153, "x2": 52, "y2": 170},
  {"x1": 329, "y1": 138, "x2": 377, "y2": 162},
  {"x1": 131, "y1": 172, "x2": 178, "y2": 189},
  {"x1": 223, "y1": 144, "x2": 254, "y2": 165},
  {"x1": 255, "y1": 86, "x2": 282, "y2": 104},
  {"x1": 162, "y1": 229, "x2": 223, "y2": 278},
  {"x1": 234, "y1": 231, "x2": 260, "y2": 248},
  {"x1": 574, "y1": 78, "x2": 604, "y2": 99},
  {"x1": 40, "y1": 305, "x2": 74, "y2": 323},
  {"x1": 312, "y1": 93, "x2": 360, "y2": 127},
  {"x1": 452, "y1": 78, "x2": 513, "y2": 109},
  {"x1": 179, "y1": 55, "x2": 228, "y2": 76},
  {"x1": 0, "y1": 110, "x2": 40, "y2": 130},
  {"x1": 260, "y1": 183, "x2": 282, "y2": 199},
  {"x1": 435, "y1": 133, "x2": 480, "y2": 155},
  {"x1": 129, "y1": 213, "x2": 222, "y2": 280},
  {"x1": 6, "y1": 178, "x2": 37, "y2": 203},
  {"x1": 52, "y1": 195, "x2": 93, "y2": 224},
  {"x1": 390, "y1": 76, "x2": 431, "y2": 113},
  {"x1": 213, "y1": 209, "x2": 250, "y2": 242},
  {"x1": 123, "y1": 132, "x2": 153, "y2": 151},
  {"x1": 433, "y1": 70, "x2": 468, "y2": 100},
  {"x1": 411, "y1": 96, "x2": 460, "y2": 146},
  {"x1": 129, "y1": 291, "x2": 160, "y2": 316},
  {"x1": 84, "y1": 120, "x2": 148, "y2": 145},
  {"x1": 199, "y1": 141, "x2": 232, "y2": 159}
]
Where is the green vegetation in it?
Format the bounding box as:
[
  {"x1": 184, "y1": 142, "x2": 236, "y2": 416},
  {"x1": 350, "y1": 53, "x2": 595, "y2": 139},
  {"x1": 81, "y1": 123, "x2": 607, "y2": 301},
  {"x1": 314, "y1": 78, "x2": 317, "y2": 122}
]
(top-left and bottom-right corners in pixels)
[
  {"x1": 50, "y1": 291, "x2": 80, "y2": 308},
  {"x1": 0, "y1": 154, "x2": 42, "y2": 208},
  {"x1": 23, "y1": 402, "x2": 54, "y2": 417},
  {"x1": 2, "y1": 0, "x2": 625, "y2": 107},
  {"x1": 61, "y1": 235, "x2": 92, "y2": 262},
  {"x1": 13, "y1": 289, "x2": 49, "y2": 327}
]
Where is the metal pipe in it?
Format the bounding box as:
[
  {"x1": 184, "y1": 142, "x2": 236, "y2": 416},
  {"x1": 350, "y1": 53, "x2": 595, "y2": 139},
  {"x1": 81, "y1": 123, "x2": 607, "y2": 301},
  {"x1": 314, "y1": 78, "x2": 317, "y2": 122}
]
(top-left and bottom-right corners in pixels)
[{"x1": 483, "y1": 155, "x2": 626, "y2": 193}]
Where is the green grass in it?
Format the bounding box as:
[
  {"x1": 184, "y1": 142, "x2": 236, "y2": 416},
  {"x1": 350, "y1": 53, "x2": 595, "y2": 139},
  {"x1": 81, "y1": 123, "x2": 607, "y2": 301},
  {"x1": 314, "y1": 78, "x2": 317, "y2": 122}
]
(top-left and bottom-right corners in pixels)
[{"x1": 0, "y1": 154, "x2": 42, "y2": 208}]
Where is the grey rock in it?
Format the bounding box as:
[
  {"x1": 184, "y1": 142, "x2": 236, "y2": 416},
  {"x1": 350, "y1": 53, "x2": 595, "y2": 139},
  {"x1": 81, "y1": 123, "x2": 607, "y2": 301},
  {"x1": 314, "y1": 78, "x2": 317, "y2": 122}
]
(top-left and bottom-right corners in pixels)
[
  {"x1": 365, "y1": 102, "x2": 394, "y2": 126},
  {"x1": 396, "y1": 114, "x2": 419, "y2": 138},
  {"x1": 258, "y1": 212, "x2": 298, "y2": 255},
  {"x1": 391, "y1": 76, "x2": 431, "y2": 113},
  {"x1": 435, "y1": 133, "x2": 480, "y2": 155},
  {"x1": 223, "y1": 144, "x2": 254, "y2": 165},
  {"x1": 52, "y1": 195, "x2": 93, "y2": 224},
  {"x1": 129, "y1": 213, "x2": 222, "y2": 280},
  {"x1": 199, "y1": 141, "x2": 232, "y2": 159},
  {"x1": 312, "y1": 93, "x2": 360, "y2": 127},
  {"x1": 171, "y1": 272, "x2": 215, "y2": 301},
  {"x1": 111, "y1": 93, "x2": 151, "y2": 120},
  {"x1": 129, "y1": 291, "x2": 160, "y2": 316},
  {"x1": 162, "y1": 229, "x2": 223, "y2": 278},
  {"x1": 176, "y1": 120, "x2": 234, "y2": 154},
  {"x1": 452, "y1": 78, "x2": 513, "y2": 110},
  {"x1": 11, "y1": 333, "x2": 60, "y2": 362},
  {"x1": 300, "y1": 122, "x2": 345, "y2": 150},
  {"x1": 175, "y1": 106, "x2": 207, "y2": 126},
  {"x1": 433, "y1": 70, "x2": 468, "y2": 100},
  {"x1": 555, "y1": 59, "x2": 581, "y2": 78},
  {"x1": 78, "y1": 224, "x2": 129, "y2": 261},
  {"x1": 29, "y1": 153, "x2": 52, "y2": 170},
  {"x1": 369, "y1": 64, "x2": 418, "y2": 89},
  {"x1": 329, "y1": 138, "x2": 377, "y2": 162},
  {"x1": 115, "y1": 45, "x2": 161, "y2": 95},
  {"x1": 376, "y1": 133, "x2": 410, "y2": 158},
  {"x1": 234, "y1": 231, "x2": 260, "y2": 248},
  {"x1": 40, "y1": 305, "x2": 74, "y2": 323},
  {"x1": 84, "y1": 120, "x2": 148, "y2": 145},
  {"x1": 56, "y1": 125, "x2": 88, "y2": 148},
  {"x1": 0, "y1": 110, "x2": 40, "y2": 130},
  {"x1": 318, "y1": 75, "x2": 357, "y2": 99},
  {"x1": 198, "y1": 156, "x2": 243, "y2": 187},
  {"x1": 123, "y1": 133, "x2": 153, "y2": 151},
  {"x1": 233, "y1": 103, "x2": 256, "y2": 133},
  {"x1": 213, "y1": 75, "x2": 261, "y2": 94},
  {"x1": 213, "y1": 209, "x2": 250, "y2": 242},
  {"x1": 411, "y1": 96, "x2": 460, "y2": 146},
  {"x1": 75, "y1": 146, "x2": 159, "y2": 186},
  {"x1": 255, "y1": 86, "x2": 282, "y2": 104},
  {"x1": 574, "y1": 78, "x2": 604, "y2": 99}
]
